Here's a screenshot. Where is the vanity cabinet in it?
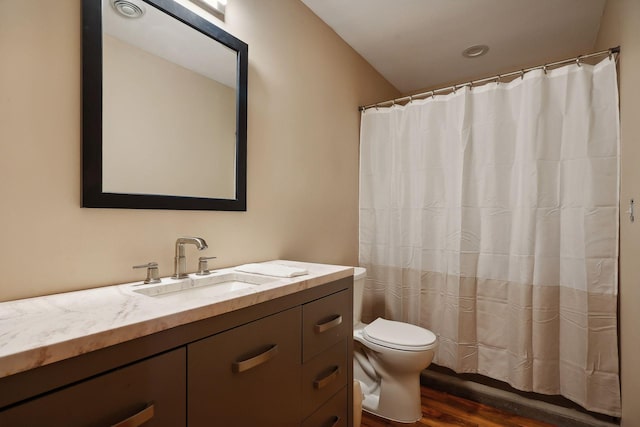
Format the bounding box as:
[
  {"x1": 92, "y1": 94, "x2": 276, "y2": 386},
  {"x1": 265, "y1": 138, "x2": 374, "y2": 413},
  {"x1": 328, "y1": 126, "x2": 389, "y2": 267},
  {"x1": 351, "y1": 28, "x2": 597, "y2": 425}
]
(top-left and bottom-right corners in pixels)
[
  {"x1": 189, "y1": 289, "x2": 351, "y2": 427},
  {"x1": 188, "y1": 307, "x2": 302, "y2": 426},
  {"x1": 0, "y1": 276, "x2": 353, "y2": 427},
  {"x1": 302, "y1": 289, "x2": 351, "y2": 425},
  {"x1": 0, "y1": 348, "x2": 186, "y2": 427}
]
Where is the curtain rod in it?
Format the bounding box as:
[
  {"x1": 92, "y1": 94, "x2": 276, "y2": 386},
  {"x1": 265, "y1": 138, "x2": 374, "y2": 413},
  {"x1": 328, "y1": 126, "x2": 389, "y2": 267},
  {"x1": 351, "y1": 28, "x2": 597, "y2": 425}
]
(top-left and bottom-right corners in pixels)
[{"x1": 359, "y1": 46, "x2": 621, "y2": 112}]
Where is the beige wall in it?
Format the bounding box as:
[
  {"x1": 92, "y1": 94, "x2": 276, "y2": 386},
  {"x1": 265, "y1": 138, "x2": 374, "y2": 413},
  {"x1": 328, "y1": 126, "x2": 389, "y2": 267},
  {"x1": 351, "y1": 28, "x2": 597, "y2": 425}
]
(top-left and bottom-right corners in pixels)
[
  {"x1": 595, "y1": 0, "x2": 640, "y2": 425},
  {"x1": 0, "y1": 0, "x2": 398, "y2": 301}
]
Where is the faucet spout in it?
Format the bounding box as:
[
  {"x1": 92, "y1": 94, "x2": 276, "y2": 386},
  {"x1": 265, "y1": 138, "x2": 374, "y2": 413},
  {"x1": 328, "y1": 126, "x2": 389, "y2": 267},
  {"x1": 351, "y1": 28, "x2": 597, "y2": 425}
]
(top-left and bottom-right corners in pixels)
[
  {"x1": 176, "y1": 236, "x2": 208, "y2": 251},
  {"x1": 172, "y1": 237, "x2": 208, "y2": 279}
]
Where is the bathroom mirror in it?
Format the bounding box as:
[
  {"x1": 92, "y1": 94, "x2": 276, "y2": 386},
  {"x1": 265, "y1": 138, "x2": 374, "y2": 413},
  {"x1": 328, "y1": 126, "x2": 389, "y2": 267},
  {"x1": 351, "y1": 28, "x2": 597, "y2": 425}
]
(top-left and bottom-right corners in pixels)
[{"x1": 82, "y1": 0, "x2": 248, "y2": 210}]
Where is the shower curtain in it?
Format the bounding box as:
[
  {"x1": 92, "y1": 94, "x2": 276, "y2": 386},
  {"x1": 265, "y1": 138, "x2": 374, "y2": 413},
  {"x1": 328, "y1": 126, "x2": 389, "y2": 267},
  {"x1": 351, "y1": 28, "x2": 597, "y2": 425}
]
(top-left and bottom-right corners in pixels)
[{"x1": 359, "y1": 57, "x2": 620, "y2": 416}]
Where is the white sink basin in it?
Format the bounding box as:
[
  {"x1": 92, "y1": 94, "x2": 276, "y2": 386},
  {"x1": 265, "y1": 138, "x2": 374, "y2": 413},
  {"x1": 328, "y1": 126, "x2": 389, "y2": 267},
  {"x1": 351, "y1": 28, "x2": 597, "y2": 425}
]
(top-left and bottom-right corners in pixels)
[{"x1": 132, "y1": 272, "x2": 278, "y2": 298}]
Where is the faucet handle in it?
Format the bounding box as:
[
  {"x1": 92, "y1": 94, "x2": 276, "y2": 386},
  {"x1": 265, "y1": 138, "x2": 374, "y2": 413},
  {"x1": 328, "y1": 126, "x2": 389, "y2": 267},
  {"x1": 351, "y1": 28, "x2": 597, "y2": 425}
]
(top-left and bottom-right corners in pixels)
[
  {"x1": 196, "y1": 256, "x2": 217, "y2": 276},
  {"x1": 133, "y1": 262, "x2": 161, "y2": 284}
]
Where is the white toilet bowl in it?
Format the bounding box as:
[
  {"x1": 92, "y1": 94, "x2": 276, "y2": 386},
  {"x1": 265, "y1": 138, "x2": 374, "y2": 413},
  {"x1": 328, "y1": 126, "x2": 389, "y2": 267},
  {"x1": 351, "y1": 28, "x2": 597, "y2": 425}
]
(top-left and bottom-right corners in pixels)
[{"x1": 352, "y1": 268, "x2": 437, "y2": 423}]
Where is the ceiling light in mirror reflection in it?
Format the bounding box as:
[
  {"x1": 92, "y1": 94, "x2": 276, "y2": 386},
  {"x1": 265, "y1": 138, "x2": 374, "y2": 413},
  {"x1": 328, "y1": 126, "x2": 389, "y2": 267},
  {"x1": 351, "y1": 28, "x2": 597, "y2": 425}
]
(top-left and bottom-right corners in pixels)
[{"x1": 110, "y1": 0, "x2": 146, "y2": 18}]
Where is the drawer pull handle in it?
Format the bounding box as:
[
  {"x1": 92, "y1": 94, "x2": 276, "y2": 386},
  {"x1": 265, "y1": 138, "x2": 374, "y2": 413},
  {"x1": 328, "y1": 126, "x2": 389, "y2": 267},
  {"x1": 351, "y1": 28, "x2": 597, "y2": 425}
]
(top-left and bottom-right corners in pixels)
[
  {"x1": 315, "y1": 315, "x2": 342, "y2": 334},
  {"x1": 314, "y1": 366, "x2": 341, "y2": 389},
  {"x1": 111, "y1": 402, "x2": 154, "y2": 427},
  {"x1": 232, "y1": 344, "x2": 279, "y2": 373},
  {"x1": 329, "y1": 416, "x2": 341, "y2": 427}
]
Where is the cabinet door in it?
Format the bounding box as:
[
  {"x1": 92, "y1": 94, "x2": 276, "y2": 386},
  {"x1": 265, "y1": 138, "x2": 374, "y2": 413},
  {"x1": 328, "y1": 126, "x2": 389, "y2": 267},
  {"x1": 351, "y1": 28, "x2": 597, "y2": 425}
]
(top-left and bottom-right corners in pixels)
[
  {"x1": 188, "y1": 307, "x2": 301, "y2": 427},
  {"x1": 0, "y1": 348, "x2": 186, "y2": 427},
  {"x1": 302, "y1": 387, "x2": 348, "y2": 427},
  {"x1": 303, "y1": 290, "x2": 350, "y2": 362},
  {"x1": 302, "y1": 340, "x2": 347, "y2": 418}
]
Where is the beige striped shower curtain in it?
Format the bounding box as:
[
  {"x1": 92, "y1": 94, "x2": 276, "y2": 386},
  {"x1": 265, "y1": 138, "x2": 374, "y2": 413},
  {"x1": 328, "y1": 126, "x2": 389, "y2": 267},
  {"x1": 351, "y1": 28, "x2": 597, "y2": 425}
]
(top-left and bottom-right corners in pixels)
[{"x1": 359, "y1": 57, "x2": 621, "y2": 416}]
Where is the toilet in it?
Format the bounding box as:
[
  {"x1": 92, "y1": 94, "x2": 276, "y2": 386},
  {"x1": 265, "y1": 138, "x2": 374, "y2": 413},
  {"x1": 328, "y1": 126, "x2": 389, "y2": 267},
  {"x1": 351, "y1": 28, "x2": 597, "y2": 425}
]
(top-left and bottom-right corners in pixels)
[{"x1": 352, "y1": 267, "x2": 437, "y2": 423}]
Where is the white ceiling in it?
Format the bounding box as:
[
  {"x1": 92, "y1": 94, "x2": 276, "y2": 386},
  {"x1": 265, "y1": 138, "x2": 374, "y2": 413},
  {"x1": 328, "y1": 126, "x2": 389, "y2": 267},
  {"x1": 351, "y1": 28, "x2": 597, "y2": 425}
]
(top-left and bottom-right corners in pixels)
[{"x1": 301, "y1": 0, "x2": 607, "y2": 94}]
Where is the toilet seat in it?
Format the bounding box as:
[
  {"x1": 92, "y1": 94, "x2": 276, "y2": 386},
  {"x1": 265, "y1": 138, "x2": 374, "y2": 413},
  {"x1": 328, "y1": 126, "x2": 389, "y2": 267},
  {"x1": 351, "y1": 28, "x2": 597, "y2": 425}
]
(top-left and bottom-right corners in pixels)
[{"x1": 363, "y1": 318, "x2": 436, "y2": 351}]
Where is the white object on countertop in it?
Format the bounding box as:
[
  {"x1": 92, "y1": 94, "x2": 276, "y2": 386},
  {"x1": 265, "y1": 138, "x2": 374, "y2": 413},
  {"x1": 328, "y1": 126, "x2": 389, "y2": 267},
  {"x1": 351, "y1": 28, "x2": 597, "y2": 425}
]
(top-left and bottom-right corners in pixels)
[{"x1": 234, "y1": 263, "x2": 308, "y2": 278}]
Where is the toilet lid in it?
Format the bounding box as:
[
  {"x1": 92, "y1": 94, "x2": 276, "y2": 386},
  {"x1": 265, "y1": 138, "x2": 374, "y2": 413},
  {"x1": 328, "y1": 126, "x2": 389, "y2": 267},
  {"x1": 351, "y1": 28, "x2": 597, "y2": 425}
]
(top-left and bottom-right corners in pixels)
[{"x1": 363, "y1": 318, "x2": 436, "y2": 351}]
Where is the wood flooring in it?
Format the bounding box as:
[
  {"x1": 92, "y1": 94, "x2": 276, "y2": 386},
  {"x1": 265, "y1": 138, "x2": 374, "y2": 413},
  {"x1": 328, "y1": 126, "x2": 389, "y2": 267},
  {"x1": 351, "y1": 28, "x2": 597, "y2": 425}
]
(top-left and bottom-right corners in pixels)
[{"x1": 360, "y1": 385, "x2": 556, "y2": 427}]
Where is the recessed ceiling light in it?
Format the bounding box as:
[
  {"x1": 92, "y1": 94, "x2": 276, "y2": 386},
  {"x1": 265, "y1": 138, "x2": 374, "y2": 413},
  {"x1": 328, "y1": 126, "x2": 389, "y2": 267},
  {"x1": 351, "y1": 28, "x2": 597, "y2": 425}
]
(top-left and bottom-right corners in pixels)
[
  {"x1": 110, "y1": 0, "x2": 145, "y2": 19},
  {"x1": 462, "y1": 45, "x2": 489, "y2": 58}
]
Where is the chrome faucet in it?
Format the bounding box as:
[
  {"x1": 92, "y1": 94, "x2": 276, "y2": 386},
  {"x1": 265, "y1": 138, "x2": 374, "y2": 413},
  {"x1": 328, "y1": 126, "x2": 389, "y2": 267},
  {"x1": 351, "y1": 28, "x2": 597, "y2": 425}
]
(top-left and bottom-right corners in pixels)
[{"x1": 172, "y1": 237, "x2": 208, "y2": 279}]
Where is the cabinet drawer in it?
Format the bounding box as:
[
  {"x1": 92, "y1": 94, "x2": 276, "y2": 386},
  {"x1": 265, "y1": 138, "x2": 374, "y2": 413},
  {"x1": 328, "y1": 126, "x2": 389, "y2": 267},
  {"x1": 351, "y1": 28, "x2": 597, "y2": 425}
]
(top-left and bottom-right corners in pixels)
[
  {"x1": 0, "y1": 348, "x2": 186, "y2": 427},
  {"x1": 303, "y1": 289, "x2": 350, "y2": 362},
  {"x1": 302, "y1": 386, "x2": 348, "y2": 427},
  {"x1": 303, "y1": 340, "x2": 347, "y2": 418},
  {"x1": 188, "y1": 307, "x2": 301, "y2": 427}
]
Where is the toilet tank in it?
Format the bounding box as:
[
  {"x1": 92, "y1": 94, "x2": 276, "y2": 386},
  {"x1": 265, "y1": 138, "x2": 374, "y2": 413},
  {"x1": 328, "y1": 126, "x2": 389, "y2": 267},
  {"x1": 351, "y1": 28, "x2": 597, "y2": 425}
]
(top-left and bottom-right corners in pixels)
[{"x1": 353, "y1": 267, "x2": 367, "y2": 326}]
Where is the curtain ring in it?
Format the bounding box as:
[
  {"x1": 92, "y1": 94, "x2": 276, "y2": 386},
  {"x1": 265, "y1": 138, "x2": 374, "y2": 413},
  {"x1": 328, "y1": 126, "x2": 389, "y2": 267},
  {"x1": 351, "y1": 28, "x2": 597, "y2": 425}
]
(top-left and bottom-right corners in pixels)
[
  {"x1": 576, "y1": 55, "x2": 582, "y2": 67},
  {"x1": 609, "y1": 49, "x2": 613, "y2": 60},
  {"x1": 375, "y1": 104, "x2": 379, "y2": 111},
  {"x1": 470, "y1": 81, "x2": 474, "y2": 91},
  {"x1": 453, "y1": 86, "x2": 457, "y2": 94},
  {"x1": 543, "y1": 65, "x2": 547, "y2": 75},
  {"x1": 409, "y1": 95, "x2": 413, "y2": 104},
  {"x1": 496, "y1": 74, "x2": 501, "y2": 85},
  {"x1": 391, "y1": 100, "x2": 395, "y2": 107},
  {"x1": 520, "y1": 70, "x2": 525, "y2": 80},
  {"x1": 431, "y1": 90, "x2": 435, "y2": 99}
]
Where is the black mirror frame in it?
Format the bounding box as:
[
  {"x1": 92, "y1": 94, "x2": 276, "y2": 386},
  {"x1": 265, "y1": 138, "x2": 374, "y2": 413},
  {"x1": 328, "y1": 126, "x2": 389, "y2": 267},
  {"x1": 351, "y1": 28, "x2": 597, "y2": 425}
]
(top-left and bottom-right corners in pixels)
[{"x1": 82, "y1": 0, "x2": 248, "y2": 211}]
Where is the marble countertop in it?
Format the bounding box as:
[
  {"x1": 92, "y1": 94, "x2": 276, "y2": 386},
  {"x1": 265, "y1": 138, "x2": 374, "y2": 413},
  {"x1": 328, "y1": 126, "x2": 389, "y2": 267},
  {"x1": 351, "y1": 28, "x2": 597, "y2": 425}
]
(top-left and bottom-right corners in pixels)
[{"x1": 0, "y1": 260, "x2": 353, "y2": 379}]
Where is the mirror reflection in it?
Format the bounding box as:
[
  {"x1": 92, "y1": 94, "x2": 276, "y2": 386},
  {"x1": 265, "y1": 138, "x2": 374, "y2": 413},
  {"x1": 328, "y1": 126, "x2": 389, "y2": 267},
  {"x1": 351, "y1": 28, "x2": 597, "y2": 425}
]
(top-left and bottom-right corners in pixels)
[
  {"x1": 82, "y1": 0, "x2": 248, "y2": 211},
  {"x1": 102, "y1": 0, "x2": 237, "y2": 199}
]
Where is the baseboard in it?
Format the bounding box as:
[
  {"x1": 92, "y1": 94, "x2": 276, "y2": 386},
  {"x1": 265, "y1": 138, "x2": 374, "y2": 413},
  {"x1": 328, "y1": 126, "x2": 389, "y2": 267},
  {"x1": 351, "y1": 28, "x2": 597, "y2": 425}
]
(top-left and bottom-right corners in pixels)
[{"x1": 420, "y1": 368, "x2": 620, "y2": 427}]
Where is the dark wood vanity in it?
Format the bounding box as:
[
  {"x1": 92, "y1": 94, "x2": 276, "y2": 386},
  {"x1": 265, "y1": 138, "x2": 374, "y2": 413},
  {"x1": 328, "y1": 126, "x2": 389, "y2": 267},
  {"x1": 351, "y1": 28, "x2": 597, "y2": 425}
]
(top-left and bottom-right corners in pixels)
[{"x1": 0, "y1": 277, "x2": 353, "y2": 426}]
